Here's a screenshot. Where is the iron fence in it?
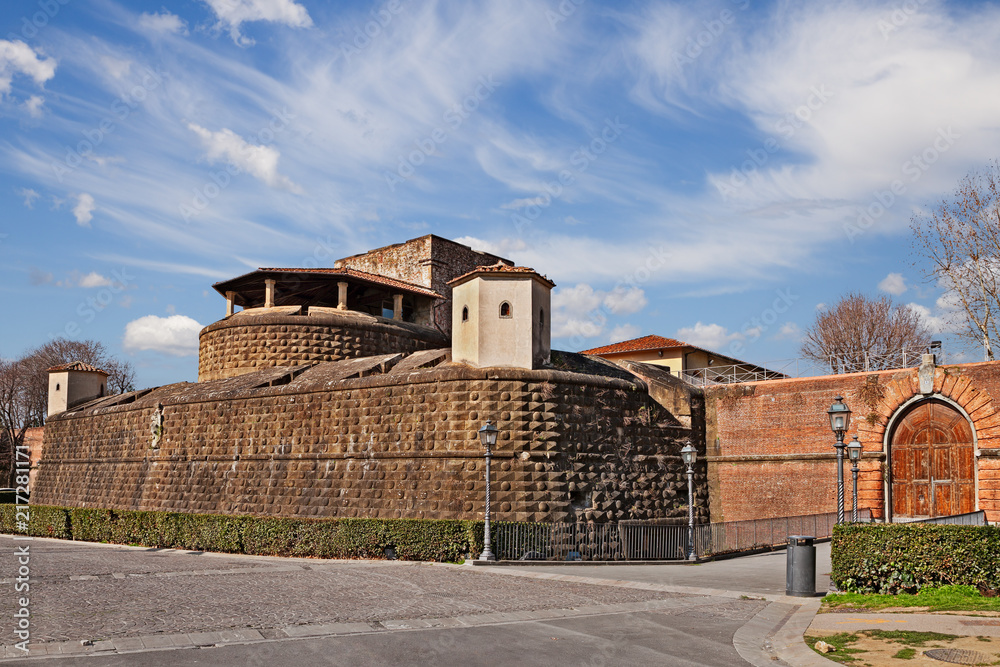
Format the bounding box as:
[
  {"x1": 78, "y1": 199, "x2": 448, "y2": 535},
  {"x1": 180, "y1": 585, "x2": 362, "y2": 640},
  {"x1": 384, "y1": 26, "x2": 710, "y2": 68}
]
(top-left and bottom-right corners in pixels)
[
  {"x1": 905, "y1": 510, "x2": 988, "y2": 526},
  {"x1": 489, "y1": 509, "x2": 872, "y2": 561}
]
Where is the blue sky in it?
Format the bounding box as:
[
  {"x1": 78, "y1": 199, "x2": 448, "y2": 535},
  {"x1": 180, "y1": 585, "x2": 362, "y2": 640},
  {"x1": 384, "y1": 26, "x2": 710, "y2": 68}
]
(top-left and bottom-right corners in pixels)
[{"x1": 2, "y1": 0, "x2": 999, "y2": 388}]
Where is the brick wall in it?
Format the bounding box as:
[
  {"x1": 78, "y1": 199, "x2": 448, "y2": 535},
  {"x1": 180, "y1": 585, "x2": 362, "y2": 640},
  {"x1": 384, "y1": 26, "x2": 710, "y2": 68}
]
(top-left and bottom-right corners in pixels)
[
  {"x1": 36, "y1": 363, "x2": 706, "y2": 524},
  {"x1": 198, "y1": 312, "x2": 448, "y2": 382},
  {"x1": 706, "y1": 360, "x2": 1000, "y2": 523}
]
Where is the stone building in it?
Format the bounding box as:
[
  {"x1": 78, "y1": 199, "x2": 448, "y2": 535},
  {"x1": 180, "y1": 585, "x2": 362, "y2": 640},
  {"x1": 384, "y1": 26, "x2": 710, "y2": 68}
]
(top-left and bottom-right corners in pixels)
[{"x1": 34, "y1": 236, "x2": 707, "y2": 524}]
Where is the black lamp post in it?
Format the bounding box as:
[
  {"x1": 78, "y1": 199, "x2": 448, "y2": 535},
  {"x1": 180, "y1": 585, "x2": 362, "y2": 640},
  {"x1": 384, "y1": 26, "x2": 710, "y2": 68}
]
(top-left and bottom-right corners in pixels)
[
  {"x1": 847, "y1": 435, "x2": 862, "y2": 523},
  {"x1": 827, "y1": 396, "x2": 852, "y2": 524},
  {"x1": 478, "y1": 420, "x2": 499, "y2": 561},
  {"x1": 681, "y1": 444, "x2": 698, "y2": 561}
]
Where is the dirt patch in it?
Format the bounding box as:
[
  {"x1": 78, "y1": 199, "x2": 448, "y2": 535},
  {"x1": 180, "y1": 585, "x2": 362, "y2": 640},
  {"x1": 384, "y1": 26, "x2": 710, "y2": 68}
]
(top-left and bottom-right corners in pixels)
[{"x1": 806, "y1": 632, "x2": 1000, "y2": 665}]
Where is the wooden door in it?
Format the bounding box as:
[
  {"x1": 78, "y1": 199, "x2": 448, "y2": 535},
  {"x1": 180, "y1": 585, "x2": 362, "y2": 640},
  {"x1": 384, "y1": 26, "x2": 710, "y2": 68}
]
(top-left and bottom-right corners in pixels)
[{"x1": 890, "y1": 401, "x2": 975, "y2": 519}]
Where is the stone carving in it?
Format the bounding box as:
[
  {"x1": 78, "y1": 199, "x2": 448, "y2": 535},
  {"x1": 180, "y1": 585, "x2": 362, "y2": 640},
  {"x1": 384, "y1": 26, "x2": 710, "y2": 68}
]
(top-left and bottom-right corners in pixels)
[{"x1": 150, "y1": 403, "x2": 164, "y2": 449}]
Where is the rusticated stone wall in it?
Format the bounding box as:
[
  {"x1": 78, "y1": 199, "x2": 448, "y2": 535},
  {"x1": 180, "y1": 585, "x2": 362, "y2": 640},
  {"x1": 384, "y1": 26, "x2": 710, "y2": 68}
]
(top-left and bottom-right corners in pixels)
[
  {"x1": 35, "y1": 362, "x2": 706, "y2": 524},
  {"x1": 198, "y1": 312, "x2": 448, "y2": 382}
]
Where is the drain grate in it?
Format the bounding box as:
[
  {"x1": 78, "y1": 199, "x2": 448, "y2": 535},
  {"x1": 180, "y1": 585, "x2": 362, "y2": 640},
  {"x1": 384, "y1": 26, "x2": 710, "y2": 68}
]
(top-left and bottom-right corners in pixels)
[{"x1": 924, "y1": 648, "x2": 996, "y2": 665}]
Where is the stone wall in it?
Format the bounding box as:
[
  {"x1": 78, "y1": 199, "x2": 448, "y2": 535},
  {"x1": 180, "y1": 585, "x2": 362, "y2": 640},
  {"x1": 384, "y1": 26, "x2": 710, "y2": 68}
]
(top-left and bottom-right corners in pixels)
[
  {"x1": 36, "y1": 359, "x2": 706, "y2": 524},
  {"x1": 706, "y1": 360, "x2": 1000, "y2": 523},
  {"x1": 198, "y1": 311, "x2": 448, "y2": 382},
  {"x1": 335, "y1": 235, "x2": 511, "y2": 337}
]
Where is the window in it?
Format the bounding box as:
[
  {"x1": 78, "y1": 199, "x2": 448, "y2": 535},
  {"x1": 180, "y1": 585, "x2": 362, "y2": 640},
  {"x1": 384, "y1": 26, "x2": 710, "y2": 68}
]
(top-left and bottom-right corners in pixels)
[
  {"x1": 499, "y1": 301, "x2": 512, "y2": 318},
  {"x1": 462, "y1": 306, "x2": 469, "y2": 322},
  {"x1": 539, "y1": 308, "x2": 545, "y2": 327},
  {"x1": 56, "y1": 383, "x2": 60, "y2": 391}
]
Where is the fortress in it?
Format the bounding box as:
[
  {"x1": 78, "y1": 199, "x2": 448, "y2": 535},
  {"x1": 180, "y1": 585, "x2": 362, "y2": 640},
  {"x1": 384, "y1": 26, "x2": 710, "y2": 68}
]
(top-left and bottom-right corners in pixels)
[
  {"x1": 34, "y1": 235, "x2": 1000, "y2": 526},
  {"x1": 34, "y1": 236, "x2": 707, "y2": 524}
]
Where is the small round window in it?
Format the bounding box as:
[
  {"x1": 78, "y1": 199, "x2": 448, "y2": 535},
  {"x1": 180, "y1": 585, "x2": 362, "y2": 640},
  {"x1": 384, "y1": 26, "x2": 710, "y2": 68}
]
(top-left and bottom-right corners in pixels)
[
  {"x1": 499, "y1": 301, "x2": 512, "y2": 318},
  {"x1": 462, "y1": 306, "x2": 469, "y2": 322}
]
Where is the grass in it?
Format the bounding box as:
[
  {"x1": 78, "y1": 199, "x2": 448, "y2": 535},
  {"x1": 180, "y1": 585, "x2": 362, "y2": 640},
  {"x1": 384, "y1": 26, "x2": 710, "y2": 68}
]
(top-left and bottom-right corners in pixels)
[
  {"x1": 823, "y1": 585, "x2": 1000, "y2": 613},
  {"x1": 806, "y1": 630, "x2": 963, "y2": 664}
]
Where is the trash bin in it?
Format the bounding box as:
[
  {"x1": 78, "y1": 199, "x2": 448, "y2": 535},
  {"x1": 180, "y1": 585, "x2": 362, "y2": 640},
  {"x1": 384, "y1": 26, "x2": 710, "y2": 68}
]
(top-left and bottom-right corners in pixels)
[{"x1": 785, "y1": 535, "x2": 816, "y2": 597}]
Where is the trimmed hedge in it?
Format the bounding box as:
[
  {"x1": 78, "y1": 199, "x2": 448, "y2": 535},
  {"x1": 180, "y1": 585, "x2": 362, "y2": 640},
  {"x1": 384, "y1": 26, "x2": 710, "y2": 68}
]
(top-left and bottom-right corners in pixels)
[
  {"x1": 0, "y1": 505, "x2": 485, "y2": 562},
  {"x1": 832, "y1": 523, "x2": 1000, "y2": 594}
]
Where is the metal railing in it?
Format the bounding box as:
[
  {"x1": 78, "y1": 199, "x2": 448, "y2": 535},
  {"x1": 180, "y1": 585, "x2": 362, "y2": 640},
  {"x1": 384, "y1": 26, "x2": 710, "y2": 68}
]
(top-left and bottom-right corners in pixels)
[
  {"x1": 489, "y1": 509, "x2": 871, "y2": 561},
  {"x1": 679, "y1": 348, "x2": 944, "y2": 387},
  {"x1": 903, "y1": 511, "x2": 988, "y2": 526}
]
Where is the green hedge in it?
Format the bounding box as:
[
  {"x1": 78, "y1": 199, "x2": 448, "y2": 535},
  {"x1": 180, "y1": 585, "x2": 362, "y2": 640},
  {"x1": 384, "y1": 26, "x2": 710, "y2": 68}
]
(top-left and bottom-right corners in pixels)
[
  {"x1": 832, "y1": 523, "x2": 1000, "y2": 594},
  {"x1": 0, "y1": 505, "x2": 485, "y2": 562}
]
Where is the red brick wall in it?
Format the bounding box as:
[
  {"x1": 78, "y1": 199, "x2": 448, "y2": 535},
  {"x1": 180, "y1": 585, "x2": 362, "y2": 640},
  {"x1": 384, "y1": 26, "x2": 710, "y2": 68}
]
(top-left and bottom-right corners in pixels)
[{"x1": 706, "y1": 360, "x2": 1000, "y2": 523}]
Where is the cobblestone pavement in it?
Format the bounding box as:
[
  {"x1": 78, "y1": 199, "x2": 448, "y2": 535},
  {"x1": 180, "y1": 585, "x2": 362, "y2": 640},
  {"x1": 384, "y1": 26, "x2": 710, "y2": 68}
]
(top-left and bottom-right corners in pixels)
[{"x1": 0, "y1": 537, "x2": 767, "y2": 649}]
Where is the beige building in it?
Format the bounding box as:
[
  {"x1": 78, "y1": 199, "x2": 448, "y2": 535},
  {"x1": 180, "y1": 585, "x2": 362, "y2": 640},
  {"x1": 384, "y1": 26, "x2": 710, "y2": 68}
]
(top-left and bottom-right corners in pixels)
[
  {"x1": 47, "y1": 361, "x2": 109, "y2": 417},
  {"x1": 449, "y1": 263, "x2": 554, "y2": 370},
  {"x1": 581, "y1": 334, "x2": 784, "y2": 383}
]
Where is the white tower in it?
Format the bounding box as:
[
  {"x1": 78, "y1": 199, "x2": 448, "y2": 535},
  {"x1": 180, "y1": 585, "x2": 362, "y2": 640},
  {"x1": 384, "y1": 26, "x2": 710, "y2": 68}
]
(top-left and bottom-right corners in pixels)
[
  {"x1": 47, "y1": 362, "x2": 109, "y2": 416},
  {"x1": 449, "y1": 264, "x2": 554, "y2": 369}
]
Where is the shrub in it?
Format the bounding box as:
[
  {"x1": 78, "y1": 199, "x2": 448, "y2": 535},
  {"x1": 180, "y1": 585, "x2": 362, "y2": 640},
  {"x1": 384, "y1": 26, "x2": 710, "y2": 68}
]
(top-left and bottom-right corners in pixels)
[
  {"x1": 0, "y1": 504, "x2": 481, "y2": 562},
  {"x1": 832, "y1": 523, "x2": 1000, "y2": 593}
]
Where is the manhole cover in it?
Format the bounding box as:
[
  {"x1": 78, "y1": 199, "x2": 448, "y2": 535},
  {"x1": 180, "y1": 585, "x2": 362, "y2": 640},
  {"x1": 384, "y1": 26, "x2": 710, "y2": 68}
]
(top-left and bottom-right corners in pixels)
[{"x1": 924, "y1": 648, "x2": 996, "y2": 665}]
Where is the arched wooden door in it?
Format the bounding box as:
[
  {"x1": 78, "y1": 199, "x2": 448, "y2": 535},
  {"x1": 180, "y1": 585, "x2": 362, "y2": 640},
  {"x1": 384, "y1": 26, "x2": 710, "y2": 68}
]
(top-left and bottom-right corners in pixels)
[{"x1": 891, "y1": 401, "x2": 975, "y2": 519}]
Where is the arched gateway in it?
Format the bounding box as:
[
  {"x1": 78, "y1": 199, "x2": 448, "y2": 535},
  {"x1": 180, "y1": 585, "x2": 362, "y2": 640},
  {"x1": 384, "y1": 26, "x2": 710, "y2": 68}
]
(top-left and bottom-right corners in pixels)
[{"x1": 889, "y1": 399, "x2": 976, "y2": 519}]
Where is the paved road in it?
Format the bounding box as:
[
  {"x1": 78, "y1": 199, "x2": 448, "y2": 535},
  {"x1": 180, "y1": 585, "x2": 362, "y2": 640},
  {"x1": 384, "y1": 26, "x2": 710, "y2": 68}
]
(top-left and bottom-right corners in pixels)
[{"x1": 0, "y1": 536, "x2": 784, "y2": 665}]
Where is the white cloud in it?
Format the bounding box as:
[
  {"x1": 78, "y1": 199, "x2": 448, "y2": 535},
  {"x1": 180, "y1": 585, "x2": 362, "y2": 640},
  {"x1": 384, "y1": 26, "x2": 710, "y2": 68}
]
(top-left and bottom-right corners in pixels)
[
  {"x1": 188, "y1": 123, "x2": 303, "y2": 193},
  {"x1": 603, "y1": 286, "x2": 647, "y2": 315},
  {"x1": 551, "y1": 283, "x2": 649, "y2": 340},
  {"x1": 99, "y1": 55, "x2": 131, "y2": 80},
  {"x1": 18, "y1": 187, "x2": 39, "y2": 208},
  {"x1": 22, "y1": 95, "x2": 43, "y2": 117},
  {"x1": 0, "y1": 40, "x2": 56, "y2": 97},
  {"x1": 203, "y1": 0, "x2": 313, "y2": 46},
  {"x1": 878, "y1": 272, "x2": 908, "y2": 295},
  {"x1": 907, "y1": 302, "x2": 952, "y2": 334},
  {"x1": 123, "y1": 314, "x2": 203, "y2": 356},
  {"x1": 138, "y1": 11, "x2": 188, "y2": 34},
  {"x1": 77, "y1": 272, "x2": 112, "y2": 288},
  {"x1": 607, "y1": 323, "x2": 641, "y2": 343},
  {"x1": 72, "y1": 193, "x2": 96, "y2": 227},
  {"x1": 675, "y1": 322, "x2": 744, "y2": 351},
  {"x1": 815, "y1": 302, "x2": 827, "y2": 311},
  {"x1": 500, "y1": 196, "x2": 550, "y2": 210},
  {"x1": 774, "y1": 322, "x2": 803, "y2": 340}
]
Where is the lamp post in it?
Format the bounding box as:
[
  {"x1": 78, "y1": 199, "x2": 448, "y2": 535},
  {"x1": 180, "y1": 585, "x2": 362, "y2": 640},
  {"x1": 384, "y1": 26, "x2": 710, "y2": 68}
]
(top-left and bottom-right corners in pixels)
[
  {"x1": 681, "y1": 443, "x2": 698, "y2": 561},
  {"x1": 847, "y1": 435, "x2": 862, "y2": 523},
  {"x1": 827, "y1": 396, "x2": 852, "y2": 524},
  {"x1": 477, "y1": 420, "x2": 499, "y2": 561}
]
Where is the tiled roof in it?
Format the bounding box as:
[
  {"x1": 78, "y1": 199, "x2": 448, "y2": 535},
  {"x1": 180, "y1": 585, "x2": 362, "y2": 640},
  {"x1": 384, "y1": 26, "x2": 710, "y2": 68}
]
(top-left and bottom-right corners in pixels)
[
  {"x1": 580, "y1": 335, "x2": 690, "y2": 355},
  {"x1": 448, "y1": 262, "x2": 555, "y2": 287},
  {"x1": 47, "y1": 361, "x2": 109, "y2": 375},
  {"x1": 251, "y1": 268, "x2": 442, "y2": 299}
]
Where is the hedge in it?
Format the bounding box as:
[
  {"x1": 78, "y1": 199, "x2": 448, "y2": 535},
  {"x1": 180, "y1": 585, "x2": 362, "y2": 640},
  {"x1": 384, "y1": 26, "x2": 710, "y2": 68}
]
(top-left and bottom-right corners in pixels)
[
  {"x1": 832, "y1": 523, "x2": 1000, "y2": 594},
  {"x1": 0, "y1": 505, "x2": 486, "y2": 562}
]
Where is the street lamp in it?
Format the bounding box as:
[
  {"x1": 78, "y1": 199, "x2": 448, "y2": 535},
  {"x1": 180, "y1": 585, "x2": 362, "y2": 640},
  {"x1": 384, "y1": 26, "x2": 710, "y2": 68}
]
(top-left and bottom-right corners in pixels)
[
  {"x1": 827, "y1": 396, "x2": 852, "y2": 524},
  {"x1": 680, "y1": 443, "x2": 698, "y2": 561},
  {"x1": 477, "y1": 420, "x2": 499, "y2": 561},
  {"x1": 847, "y1": 435, "x2": 863, "y2": 523}
]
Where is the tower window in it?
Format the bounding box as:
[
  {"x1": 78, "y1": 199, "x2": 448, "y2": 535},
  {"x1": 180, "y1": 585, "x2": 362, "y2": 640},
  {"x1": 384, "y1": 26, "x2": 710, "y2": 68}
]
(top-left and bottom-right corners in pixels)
[
  {"x1": 539, "y1": 308, "x2": 545, "y2": 327},
  {"x1": 499, "y1": 301, "x2": 512, "y2": 318},
  {"x1": 462, "y1": 306, "x2": 469, "y2": 322},
  {"x1": 56, "y1": 383, "x2": 60, "y2": 391}
]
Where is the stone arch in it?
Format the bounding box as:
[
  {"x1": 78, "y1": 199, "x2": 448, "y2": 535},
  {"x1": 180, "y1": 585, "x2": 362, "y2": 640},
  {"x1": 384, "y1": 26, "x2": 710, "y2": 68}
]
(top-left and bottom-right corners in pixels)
[
  {"x1": 883, "y1": 395, "x2": 976, "y2": 520},
  {"x1": 859, "y1": 366, "x2": 999, "y2": 521}
]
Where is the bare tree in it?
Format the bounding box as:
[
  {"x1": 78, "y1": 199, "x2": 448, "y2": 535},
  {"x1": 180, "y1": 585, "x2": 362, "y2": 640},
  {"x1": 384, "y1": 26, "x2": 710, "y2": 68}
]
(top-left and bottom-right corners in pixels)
[
  {"x1": 0, "y1": 340, "x2": 136, "y2": 485},
  {"x1": 801, "y1": 292, "x2": 931, "y2": 373},
  {"x1": 911, "y1": 160, "x2": 1000, "y2": 361}
]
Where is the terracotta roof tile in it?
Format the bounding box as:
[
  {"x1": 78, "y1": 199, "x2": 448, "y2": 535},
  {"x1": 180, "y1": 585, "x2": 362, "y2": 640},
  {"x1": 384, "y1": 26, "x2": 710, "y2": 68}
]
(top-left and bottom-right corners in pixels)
[
  {"x1": 448, "y1": 262, "x2": 555, "y2": 287},
  {"x1": 254, "y1": 267, "x2": 442, "y2": 299},
  {"x1": 580, "y1": 335, "x2": 690, "y2": 355},
  {"x1": 47, "y1": 361, "x2": 109, "y2": 375}
]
